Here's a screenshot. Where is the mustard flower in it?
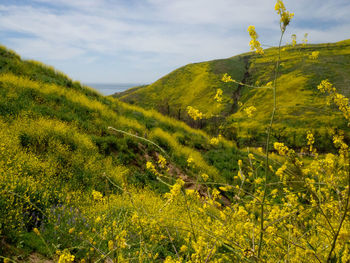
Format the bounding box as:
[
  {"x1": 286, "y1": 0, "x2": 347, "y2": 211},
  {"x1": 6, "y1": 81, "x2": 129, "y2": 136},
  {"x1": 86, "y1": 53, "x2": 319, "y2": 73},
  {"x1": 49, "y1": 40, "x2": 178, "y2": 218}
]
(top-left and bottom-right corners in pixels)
[
  {"x1": 108, "y1": 240, "x2": 114, "y2": 251},
  {"x1": 187, "y1": 156, "x2": 194, "y2": 167},
  {"x1": 214, "y1": 88, "x2": 223, "y2": 103},
  {"x1": 58, "y1": 250, "x2": 74, "y2": 263},
  {"x1": 201, "y1": 173, "x2": 209, "y2": 181},
  {"x1": 146, "y1": 161, "x2": 158, "y2": 175},
  {"x1": 165, "y1": 178, "x2": 185, "y2": 201},
  {"x1": 306, "y1": 131, "x2": 315, "y2": 152},
  {"x1": 222, "y1": 73, "x2": 234, "y2": 83},
  {"x1": 95, "y1": 217, "x2": 101, "y2": 224},
  {"x1": 33, "y1": 227, "x2": 40, "y2": 236},
  {"x1": 244, "y1": 106, "x2": 257, "y2": 118},
  {"x1": 309, "y1": 51, "x2": 319, "y2": 60},
  {"x1": 274, "y1": 142, "x2": 289, "y2": 155},
  {"x1": 157, "y1": 154, "x2": 167, "y2": 168},
  {"x1": 180, "y1": 245, "x2": 188, "y2": 253},
  {"x1": 92, "y1": 190, "x2": 103, "y2": 201},
  {"x1": 275, "y1": 0, "x2": 294, "y2": 31},
  {"x1": 210, "y1": 136, "x2": 220, "y2": 146},
  {"x1": 186, "y1": 106, "x2": 204, "y2": 120},
  {"x1": 247, "y1": 25, "x2": 264, "y2": 54}
]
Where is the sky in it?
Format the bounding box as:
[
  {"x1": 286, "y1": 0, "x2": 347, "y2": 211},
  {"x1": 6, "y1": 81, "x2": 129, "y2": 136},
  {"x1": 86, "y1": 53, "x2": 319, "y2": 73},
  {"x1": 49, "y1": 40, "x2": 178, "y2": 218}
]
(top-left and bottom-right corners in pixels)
[{"x1": 0, "y1": 0, "x2": 349, "y2": 84}]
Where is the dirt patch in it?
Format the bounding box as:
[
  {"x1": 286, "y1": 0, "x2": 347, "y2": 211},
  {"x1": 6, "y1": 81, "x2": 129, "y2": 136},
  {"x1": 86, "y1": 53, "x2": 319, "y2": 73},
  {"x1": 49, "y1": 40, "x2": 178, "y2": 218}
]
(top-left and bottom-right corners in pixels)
[{"x1": 27, "y1": 253, "x2": 54, "y2": 263}]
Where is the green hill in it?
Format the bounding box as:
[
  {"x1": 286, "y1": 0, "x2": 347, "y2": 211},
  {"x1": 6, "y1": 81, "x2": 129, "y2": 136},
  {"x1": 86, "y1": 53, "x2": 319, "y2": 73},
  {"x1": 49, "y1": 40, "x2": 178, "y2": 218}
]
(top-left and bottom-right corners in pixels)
[
  {"x1": 117, "y1": 40, "x2": 350, "y2": 149},
  {"x1": 2, "y1": 38, "x2": 350, "y2": 261},
  {"x1": 0, "y1": 45, "x2": 246, "y2": 260}
]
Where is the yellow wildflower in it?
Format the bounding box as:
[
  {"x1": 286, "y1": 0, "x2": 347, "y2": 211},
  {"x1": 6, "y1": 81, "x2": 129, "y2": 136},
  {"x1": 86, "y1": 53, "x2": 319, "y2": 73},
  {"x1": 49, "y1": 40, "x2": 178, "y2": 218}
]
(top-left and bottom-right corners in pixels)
[
  {"x1": 222, "y1": 73, "x2": 234, "y2": 83},
  {"x1": 219, "y1": 185, "x2": 233, "y2": 192},
  {"x1": 275, "y1": 0, "x2": 294, "y2": 31},
  {"x1": 186, "y1": 106, "x2": 204, "y2": 120},
  {"x1": 309, "y1": 51, "x2": 319, "y2": 59},
  {"x1": 108, "y1": 240, "x2": 114, "y2": 251},
  {"x1": 157, "y1": 155, "x2": 167, "y2": 168},
  {"x1": 92, "y1": 190, "x2": 103, "y2": 201},
  {"x1": 210, "y1": 136, "x2": 220, "y2": 146},
  {"x1": 146, "y1": 161, "x2": 158, "y2": 175},
  {"x1": 33, "y1": 227, "x2": 40, "y2": 236},
  {"x1": 317, "y1": 79, "x2": 334, "y2": 93},
  {"x1": 244, "y1": 106, "x2": 257, "y2": 118},
  {"x1": 276, "y1": 163, "x2": 287, "y2": 179},
  {"x1": 180, "y1": 245, "x2": 188, "y2": 253},
  {"x1": 266, "y1": 81, "x2": 273, "y2": 87},
  {"x1": 58, "y1": 250, "x2": 74, "y2": 263},
  {"x1": 274, "y1": 142, "x2": 289, "y2": 155},
  {"x1": 306, "y1": 131, "x2": 315, "y2": 152},
  {"x1": 165, "y1": 179, "x2": 185, "y2": 201},
  {"x1": 247, "y1": 25, "x2": 264, "y2": 54},
  {"x1": 214, "y1": 88, "x2": 223, "y2": 103},
  {"x1": 201, "y1": 173, "x2": 209, "y2": 181},
  {"x1": 187, "y1": 156, "x2": 194, "y2": 167},
  {"x1": 291, "y1": 34, "x2": 297, "y2": 47}
]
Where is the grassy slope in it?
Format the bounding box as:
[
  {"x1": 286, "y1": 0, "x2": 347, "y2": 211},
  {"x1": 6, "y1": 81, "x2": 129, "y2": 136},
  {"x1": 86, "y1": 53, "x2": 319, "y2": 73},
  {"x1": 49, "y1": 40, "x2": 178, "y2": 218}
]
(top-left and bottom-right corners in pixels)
[
  {"x1": 0, "y1": 45, "x2": 243, "y2": 184},
  {"x1": 0, "y1": 45, "x2": 246, "y2": 258},
  {"x1": 118, "y1": 40, "x2": 350, "y2": 149},
  {"x1": 117, "y1": 55, "x2": 246, "y2": 119}
]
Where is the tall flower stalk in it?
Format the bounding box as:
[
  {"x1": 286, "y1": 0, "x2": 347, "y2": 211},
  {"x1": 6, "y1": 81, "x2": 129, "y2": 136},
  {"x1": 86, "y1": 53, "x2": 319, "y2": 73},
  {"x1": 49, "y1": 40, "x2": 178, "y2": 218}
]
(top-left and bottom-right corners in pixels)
[{"x1": 256, "y1": 0, "x2": 294, "y2": 258}]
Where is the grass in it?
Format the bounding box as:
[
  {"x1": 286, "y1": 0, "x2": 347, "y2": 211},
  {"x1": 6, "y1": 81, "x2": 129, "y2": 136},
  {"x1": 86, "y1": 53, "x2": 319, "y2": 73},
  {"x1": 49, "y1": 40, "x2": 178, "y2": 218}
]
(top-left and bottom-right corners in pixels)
[
  {"x1": 118, "y1": 39, "x2": 350, "y2": 149},
  {"x1": 1, "y1": 36, "x2": 350, "y2": 262},
  {"x1": 0, "y1": 44, "x2": 248, "y2": 261}
]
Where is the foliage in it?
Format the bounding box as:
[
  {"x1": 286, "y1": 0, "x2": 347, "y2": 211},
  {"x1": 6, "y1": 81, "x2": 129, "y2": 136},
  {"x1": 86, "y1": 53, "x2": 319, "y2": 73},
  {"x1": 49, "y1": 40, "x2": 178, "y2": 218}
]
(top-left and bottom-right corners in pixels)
[
  {"x1": 118, "y1": 36, "x2": 350, "y2": 150},
  {"x1": 0, "y1": 42, "x2": 246, "y2": 261},
  {"x1": 2, "y1": 1, "x2": 350, "y2": 262}
]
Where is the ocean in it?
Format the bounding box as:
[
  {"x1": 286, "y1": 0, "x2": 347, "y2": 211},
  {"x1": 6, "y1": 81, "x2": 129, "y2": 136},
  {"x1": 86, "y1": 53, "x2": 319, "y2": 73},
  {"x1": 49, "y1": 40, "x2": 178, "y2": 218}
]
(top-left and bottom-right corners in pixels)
[{"x1": 85, "y1": 83, "x2": 141, "y2": 96}]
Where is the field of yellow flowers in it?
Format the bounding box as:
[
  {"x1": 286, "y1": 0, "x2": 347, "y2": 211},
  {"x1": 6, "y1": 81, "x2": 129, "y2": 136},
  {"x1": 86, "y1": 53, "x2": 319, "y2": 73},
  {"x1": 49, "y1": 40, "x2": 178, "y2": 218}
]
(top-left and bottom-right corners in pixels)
[{"x1": 2, "y1": 0, "x2": 350, "y2": 262}]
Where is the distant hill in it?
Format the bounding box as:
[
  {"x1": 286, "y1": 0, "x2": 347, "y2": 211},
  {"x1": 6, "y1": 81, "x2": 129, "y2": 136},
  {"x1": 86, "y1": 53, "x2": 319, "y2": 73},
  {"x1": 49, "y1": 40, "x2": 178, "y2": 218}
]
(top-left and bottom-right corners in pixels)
[{"x1": 116, "y1": 40, "x2": 350, "y2": 149}]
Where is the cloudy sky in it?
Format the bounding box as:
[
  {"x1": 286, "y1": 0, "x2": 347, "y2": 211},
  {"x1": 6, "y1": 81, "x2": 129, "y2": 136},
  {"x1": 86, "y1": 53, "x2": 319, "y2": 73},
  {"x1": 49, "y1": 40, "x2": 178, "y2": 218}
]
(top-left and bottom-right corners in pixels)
[{"x1": 0, "y1": 0, "x2": 349, "y2": 84}]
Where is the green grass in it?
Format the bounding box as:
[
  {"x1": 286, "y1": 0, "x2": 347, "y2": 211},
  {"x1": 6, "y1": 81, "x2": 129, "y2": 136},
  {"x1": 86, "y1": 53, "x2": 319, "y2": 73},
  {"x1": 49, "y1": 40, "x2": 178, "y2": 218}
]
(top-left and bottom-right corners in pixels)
[
  {"x1": 1, "y1": 38, "x2": 349, "y2": 262},
  {"x1": 118, "y1": 40, "x2": 350, "y2": 150},
  {"x1": 0, "y1": 44, "x2": 248, "y2": 259},
  {"x1": 117, "y1": 56, "x2": 246, "y2": 120}
]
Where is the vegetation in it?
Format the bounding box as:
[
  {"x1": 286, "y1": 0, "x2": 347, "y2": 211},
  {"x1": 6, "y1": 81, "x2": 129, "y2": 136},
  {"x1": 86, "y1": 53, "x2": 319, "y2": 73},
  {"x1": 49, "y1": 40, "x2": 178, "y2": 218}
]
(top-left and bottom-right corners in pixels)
[
  {"x1": 0, "y1": 43, "x2": 246, "y2": 262},
  {"x1": 2, "y1": 0, "x2": 350, "y2": 262},
  {"x1": 116, "y1": 38, "x2": 350, "y2": 150}
]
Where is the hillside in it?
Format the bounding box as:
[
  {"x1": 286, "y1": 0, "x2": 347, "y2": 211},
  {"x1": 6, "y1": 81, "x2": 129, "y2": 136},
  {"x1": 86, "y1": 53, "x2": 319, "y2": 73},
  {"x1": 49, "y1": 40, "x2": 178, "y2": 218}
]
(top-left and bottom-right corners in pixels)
[
  {"x1": 0, "y1": 45, "x2": 247, "y2": 260},
  {"x1": 3, "y1": 0, "x2": 350, "y2": 260},
  {"x1": 116, "y1": 55, "x2": 246, "y2": 122},
  {"x1": 2, "y1": 39, "x2": 350, "y2": 261},
  {"x1": 117, "y1": 40, "x2": 350, "y2": 149}
]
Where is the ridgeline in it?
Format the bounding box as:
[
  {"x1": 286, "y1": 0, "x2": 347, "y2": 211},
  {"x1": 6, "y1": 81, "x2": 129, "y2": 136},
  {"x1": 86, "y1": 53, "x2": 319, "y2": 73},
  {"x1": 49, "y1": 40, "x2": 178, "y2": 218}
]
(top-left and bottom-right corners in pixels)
[{"x1": 117, "y1": 40, "x2": 350, "y2": 150}]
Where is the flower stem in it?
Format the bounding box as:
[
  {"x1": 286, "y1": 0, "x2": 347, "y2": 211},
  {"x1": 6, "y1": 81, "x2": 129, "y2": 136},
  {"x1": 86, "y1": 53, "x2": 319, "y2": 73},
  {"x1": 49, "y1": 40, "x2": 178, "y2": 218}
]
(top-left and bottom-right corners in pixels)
[{"x1": 257, "y1": 30, "x2": 285, "y2": 259}]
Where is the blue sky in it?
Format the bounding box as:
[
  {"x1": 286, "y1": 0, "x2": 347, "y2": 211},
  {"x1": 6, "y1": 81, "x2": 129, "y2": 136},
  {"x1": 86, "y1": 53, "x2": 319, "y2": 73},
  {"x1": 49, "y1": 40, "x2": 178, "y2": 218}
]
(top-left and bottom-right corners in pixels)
[{"x1": 0, "y1": 0, "x2": 349, "y2": 84}]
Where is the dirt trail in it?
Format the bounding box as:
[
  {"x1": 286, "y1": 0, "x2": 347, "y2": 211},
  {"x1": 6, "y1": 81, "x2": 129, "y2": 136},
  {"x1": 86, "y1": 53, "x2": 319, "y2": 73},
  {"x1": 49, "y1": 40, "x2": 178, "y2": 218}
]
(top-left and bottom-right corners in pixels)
[{"x1": 231, "y1": 56, "x2": 250, "y2": 114}]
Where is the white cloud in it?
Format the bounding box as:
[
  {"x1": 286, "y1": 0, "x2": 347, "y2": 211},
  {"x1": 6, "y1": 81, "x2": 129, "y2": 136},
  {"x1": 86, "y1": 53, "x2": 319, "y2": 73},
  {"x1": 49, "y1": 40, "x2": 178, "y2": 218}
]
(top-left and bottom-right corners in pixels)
[{"x1": 0, "y1": 0, "x2": 349, "y2": 83}]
